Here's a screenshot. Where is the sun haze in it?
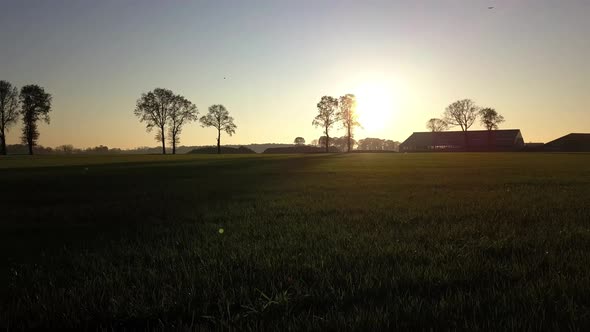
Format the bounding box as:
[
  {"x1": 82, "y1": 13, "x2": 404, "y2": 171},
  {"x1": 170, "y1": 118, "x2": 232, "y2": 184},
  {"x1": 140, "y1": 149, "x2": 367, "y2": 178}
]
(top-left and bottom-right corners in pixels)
[{"x1": 1, "y1": 0, "x2": 589, "y2": 148}]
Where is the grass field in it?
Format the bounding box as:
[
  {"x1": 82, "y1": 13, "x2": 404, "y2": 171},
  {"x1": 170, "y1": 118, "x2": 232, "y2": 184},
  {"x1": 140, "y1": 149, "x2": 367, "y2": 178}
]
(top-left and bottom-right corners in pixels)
[{"x1": 2, "y1": 153, "x2": 590, "y2": 330}]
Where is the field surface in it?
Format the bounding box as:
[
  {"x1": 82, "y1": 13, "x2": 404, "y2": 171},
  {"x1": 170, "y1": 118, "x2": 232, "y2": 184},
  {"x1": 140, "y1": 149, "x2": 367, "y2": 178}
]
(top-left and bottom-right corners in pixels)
[{"x1": 1, "y1": 153, "x2": 590, "y2": 330}]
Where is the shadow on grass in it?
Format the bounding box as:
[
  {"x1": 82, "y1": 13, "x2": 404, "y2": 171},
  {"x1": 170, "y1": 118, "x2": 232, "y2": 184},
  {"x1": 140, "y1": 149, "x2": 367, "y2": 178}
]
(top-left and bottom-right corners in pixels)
[{"x1": 0, "y1": 154, "x2": 342, "y2": 303}]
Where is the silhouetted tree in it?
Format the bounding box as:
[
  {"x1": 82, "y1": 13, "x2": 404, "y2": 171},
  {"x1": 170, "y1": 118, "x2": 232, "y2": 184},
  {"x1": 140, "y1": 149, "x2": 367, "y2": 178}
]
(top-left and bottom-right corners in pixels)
[
  {"x1": 0, "y1": 80, "x2": 20, "y2": 155},
  {"x1": 294, "y1": 137, "x2": 305, "y2": 145},
  {"x1": 134, "y1": 88, "x2": 176, "y2": 154},
  {"x1": 479, "y1": 108, "x2": 504, "y2": 130},
  {"x1": 480, "y1": 107, "x2": 505, "y2": 149},
  {"x1": 443, "y1": 99, "x2": 479, "y2": 131},
  {"x1": 338, "y1": 94, "x2": 360, "y2": 152},
  {"x1": 19, "y1": 85, "x2": 52, "y2": 155},
  {"x1": 200, "y1": 104, "x2": 237, "y2": 154},
  {"x1": 168, "y1": 95, "x2": 198, "y2": 154},
  {"x1": 426, "y1": 118, "x2": 448, "y2": 132},
  {"x1": 443, "y1": 99, "x2": 479, "y2": 148},
  {"x1": 312, "y1": 96, "x2": 339, "y2": 152}
]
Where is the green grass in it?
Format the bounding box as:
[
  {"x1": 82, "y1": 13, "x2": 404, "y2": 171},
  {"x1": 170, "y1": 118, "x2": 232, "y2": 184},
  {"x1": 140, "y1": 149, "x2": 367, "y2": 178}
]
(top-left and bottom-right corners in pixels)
[{"x1": 1, "y1": 153, "x2": 590, "y2": 330}]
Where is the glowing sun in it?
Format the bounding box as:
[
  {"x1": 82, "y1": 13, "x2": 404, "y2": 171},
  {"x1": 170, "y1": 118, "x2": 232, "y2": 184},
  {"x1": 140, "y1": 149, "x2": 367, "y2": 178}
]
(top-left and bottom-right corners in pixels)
[{"x1": 354, "y1": 82, "x2": 395, "y2": 133}]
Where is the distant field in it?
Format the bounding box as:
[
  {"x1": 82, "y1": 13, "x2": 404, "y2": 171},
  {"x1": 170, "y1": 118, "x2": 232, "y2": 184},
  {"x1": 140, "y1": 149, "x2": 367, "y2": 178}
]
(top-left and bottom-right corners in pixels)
[{"x1": 2, "y1": 153, "x2": 590, "y2": 329}]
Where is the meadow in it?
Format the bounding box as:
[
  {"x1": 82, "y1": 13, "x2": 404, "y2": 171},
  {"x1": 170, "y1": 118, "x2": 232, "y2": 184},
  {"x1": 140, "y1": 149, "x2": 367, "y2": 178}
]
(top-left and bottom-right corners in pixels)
[{"x1": 1, "y1": 153, "x2": 590, "y2": 330}]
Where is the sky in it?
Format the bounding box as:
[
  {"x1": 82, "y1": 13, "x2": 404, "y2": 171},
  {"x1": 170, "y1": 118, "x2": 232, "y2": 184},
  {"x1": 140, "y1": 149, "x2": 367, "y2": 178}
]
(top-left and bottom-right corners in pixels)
[{"x1": 1, "y1": 0, "x2": 589, "y2": 149}]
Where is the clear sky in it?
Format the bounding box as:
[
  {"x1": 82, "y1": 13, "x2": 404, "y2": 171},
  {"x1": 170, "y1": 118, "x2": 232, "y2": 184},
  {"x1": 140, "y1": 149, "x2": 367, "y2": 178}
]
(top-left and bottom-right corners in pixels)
[{"x1": 1, "y1": 0, "x2": 589, "y2": 148}]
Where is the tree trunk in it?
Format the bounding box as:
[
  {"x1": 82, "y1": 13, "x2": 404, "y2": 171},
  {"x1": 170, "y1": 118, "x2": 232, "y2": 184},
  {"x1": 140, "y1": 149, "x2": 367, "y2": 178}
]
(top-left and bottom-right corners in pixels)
[
  {"x1": 161, "y1": 128, "x2": 166, "y2": 155},
  {"x1": 0, "y1": 133, "x2": 6, "y2": 155},
  {"x1": 347, "y1": 126, "x2": 352, "y2": 152},
  {"x1": 325, "y1": 128, "x2": 329, "y2": 153},
  {"x1": 1, "y1": 112, "x2": 4, "y2": 155},
  {"x1": 171, "y1": 131, "x2": 177, "y2": 155},
  {"x1": 217, "y1": 129, "x2": 221, "y2": 154},
  {"x1": 28, "y1": 139, "x2": 33, "y2": 155}
]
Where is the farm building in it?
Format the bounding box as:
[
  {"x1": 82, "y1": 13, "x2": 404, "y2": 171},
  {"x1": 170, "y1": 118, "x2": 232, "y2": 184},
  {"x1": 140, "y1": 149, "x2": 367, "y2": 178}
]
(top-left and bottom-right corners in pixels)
[
  {"x1": 544, "y1": 133, "x2": 590, "y2": 152},
  {"x1": 400, "y1": 129, "x2": 525, "y2": 152}
]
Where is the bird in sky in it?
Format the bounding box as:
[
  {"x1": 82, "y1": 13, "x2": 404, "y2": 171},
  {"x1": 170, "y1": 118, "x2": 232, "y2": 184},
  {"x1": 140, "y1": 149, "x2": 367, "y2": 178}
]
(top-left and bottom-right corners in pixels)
[{"x1": 488, "y1": 6, "x2": 495, "y2": 9}]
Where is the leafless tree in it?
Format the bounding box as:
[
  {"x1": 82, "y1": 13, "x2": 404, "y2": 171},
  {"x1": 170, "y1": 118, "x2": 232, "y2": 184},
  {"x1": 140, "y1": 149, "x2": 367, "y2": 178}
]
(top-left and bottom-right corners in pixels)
[
  {"x1": 443, "y1": 99, "x2": 479, "y2": 147},
  {"x1": 134, "y1": 88, "x2": 176, "y2": 154},
  {"x1": 19, "y1": 85, "x2": 52, "y2": 155},
  {"x1": 0, "y1": 80, "x2": 20, "y2": 155},
  {"x1": 338, "y1": 94, "x2": 361, "y2": 152},
  {"x1": 426, "y1": 118, "x2": 448, "y2": 132},
  {"x1": 312, "y1": 96, "x2": 339, "y2": 152},
  {"x1": 199, "y1": 104, "x2": 237, "y2": 154},
  {"x1": 443, "y1": 99, "x2": 479, "y2": 131},
  {"x1": 168, "y1": 96, "x2": 198, "y2": 154}
]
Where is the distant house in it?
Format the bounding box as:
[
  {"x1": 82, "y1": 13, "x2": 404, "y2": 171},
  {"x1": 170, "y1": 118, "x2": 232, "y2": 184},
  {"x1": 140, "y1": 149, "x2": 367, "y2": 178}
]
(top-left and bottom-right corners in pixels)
[
  {"x1": 399, "y1": 129, "x2": 525, "y2": 152},
  {"x1": 544, "y1": 133, "x2": 590, "y2": 152}
]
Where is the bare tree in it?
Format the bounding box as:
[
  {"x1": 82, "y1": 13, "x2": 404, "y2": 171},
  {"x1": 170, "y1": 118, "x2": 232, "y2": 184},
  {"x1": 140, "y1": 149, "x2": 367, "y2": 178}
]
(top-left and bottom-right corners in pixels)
[
  {"x1": 0, "y1": 80, "x2": 20, "y2": 155},
  {"x1": 294, "y1": 137, "x2": 305, "y2": 145},
  {"x1": 312, "y1": 96, "x2": 339, "y2": 152},
  {"x1": 199, "y1": 104, "x2": 237, "y2": 154},
  {"x1": 479, "y1": 108, "x2": 504, "y2": 130},
  {"x1": 19, "y1": 85, "x2": 52, "y2": 155},
  {"x1": 443, "y1": 99, "x2": 479, "y2": 148},
  {"x1": 443, "y1": 99, "x2": 479, "y2": 131},
  {"x1": 338, "y1": 94, "x2": 361, "y2": 152},
  {"x1": 168, "y1": 95, "x2": 198, "y2": 154},
  {"x1": 134, "y1": 88, "x2": 176, "y2": 154},
  {"x1": 426, "y1": 118, "x2": 448, "y2": 132}
]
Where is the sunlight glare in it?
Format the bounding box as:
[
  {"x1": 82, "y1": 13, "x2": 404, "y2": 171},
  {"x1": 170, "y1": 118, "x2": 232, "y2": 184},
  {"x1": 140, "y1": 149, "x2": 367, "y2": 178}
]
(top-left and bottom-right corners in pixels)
[{"x1": 354, "y1": 81, "x2": 396, "y2": 134}]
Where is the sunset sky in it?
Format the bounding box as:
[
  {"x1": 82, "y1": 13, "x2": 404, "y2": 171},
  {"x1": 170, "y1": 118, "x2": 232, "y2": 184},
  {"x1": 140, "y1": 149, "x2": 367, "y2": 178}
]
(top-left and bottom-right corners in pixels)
[{"x1": 1, "y1": 0, "x2": 589, "y2": 149}]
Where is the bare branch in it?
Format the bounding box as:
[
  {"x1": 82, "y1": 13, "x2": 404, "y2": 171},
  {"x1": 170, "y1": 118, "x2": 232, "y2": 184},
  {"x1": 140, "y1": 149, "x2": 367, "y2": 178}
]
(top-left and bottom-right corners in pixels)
[{"x1": 443, "y1": 99, "x2": 479, "y2": 132}]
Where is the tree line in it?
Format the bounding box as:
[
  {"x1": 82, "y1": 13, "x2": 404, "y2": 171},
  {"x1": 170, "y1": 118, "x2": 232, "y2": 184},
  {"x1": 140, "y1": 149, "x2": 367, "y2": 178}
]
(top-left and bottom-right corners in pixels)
[
  {"x1": 2, "y1": 144, "x2": 120, "y2": 155},
  {"x1": 1, "y1": 82, "x2": 506, "y2": 156},
  {"x1": 0, "y1": 80, "x2": 53, "y2": 155},
  {"x1": 303, "y1": 136, "x2": 399, "y2": 152},
  {"x1": 134, "y1": 88, "x2": 237, "y2": 154}
]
